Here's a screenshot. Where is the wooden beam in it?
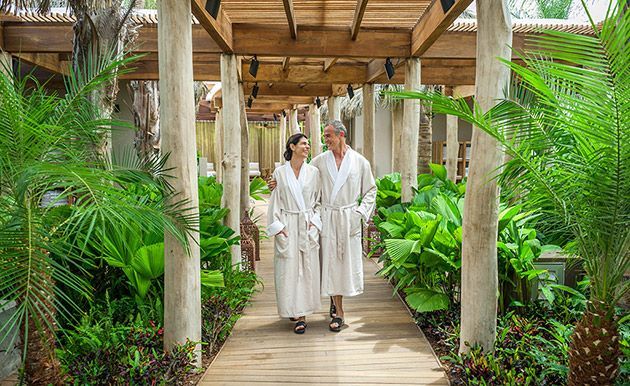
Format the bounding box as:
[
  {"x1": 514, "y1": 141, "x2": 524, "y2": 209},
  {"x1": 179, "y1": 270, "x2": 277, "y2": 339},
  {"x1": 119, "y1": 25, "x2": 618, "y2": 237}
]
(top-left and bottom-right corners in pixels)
[
  {"x1": 282, "y1": 0, "x2": 298, "y2": 39},
  {"x1": 323, "y1": 58, "x2": 338, "y2": 72},
  {"x1": 411, "y1": 0, "x2": 474, "y2": 56},
  {"x1": 14, "y1": 53, "x2": 69, "y2": 75},
  {"x1": 241, "y1": 62, "x2": 367, "y2": 84},
  {"x1": 191, "y1": 0, "x2": 233, "y2": 53},
  {"x1": 243, "y1": 82, "x2": 332, "y2": 97},
  {"x1": 282, "y1": 57, "x2": 290, "y2": 71},
  {"x1": 351, "y1": 0, "x2": 369, "y2": 40},
  {"x1": 214, "y1": 96, "x2": 314, "y2": 106},
  {"x1": 232, "y1": 24, "x2": 409, "y2": 58}
]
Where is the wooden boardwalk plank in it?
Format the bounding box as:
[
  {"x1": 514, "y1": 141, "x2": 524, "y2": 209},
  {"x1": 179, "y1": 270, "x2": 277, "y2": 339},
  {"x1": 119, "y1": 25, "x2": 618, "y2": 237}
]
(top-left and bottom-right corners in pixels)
[{"x1": 200, "y1": 200, "x2": 448, "y2": 385}]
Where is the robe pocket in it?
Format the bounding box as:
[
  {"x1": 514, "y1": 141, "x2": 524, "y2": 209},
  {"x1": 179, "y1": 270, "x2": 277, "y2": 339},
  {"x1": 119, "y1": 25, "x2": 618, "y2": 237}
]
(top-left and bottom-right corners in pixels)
[
  {"x1": 275, "y1": 233, "x2": 290, "y2": 256},
  {"x1": 307, "y1": 226, "x2": 320, "y2": 247},
  {"x1": 350, "y1": 211, "x2": 362, "y2": 237}
]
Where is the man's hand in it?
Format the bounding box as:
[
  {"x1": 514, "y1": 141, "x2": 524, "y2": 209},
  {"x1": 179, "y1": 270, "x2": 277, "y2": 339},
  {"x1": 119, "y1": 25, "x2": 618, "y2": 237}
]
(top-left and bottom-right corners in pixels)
[{"x1": 268, "y1": 179, "x2": 277, "y2": 191}]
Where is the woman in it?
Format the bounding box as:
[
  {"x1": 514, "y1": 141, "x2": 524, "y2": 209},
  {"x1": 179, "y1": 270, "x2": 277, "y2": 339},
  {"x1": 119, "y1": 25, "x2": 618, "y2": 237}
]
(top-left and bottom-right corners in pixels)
[{"x1": 267, "y1": 133, "x2": 322, "y2": 334}]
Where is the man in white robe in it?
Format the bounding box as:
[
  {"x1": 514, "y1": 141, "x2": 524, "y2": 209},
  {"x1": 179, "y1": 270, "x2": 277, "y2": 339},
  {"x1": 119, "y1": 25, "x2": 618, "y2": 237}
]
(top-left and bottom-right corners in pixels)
[{"x1": 310, "y1": 120, "x2": 376, "y2": 332}]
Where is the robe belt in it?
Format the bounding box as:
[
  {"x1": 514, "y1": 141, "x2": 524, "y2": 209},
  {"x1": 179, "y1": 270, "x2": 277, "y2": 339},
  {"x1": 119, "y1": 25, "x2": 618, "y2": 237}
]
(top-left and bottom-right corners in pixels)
[
  {"x1": 280, "y1": 208, "x2": 314, "y2": 278},
  {"x1": 321, "y1": 203, "x2": 358, "y2": 261}
]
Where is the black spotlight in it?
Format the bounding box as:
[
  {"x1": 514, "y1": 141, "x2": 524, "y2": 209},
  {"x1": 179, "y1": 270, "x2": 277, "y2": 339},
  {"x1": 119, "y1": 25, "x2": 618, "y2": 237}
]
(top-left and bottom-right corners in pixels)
[
  {"x1": 251, "y1": 83, "x2": 259, "y2": 99},
  {"x1": 205, "y1": 0, "x2": 221, "y2": 19},
  {"x1": 247, "y1": 96, "x2": 253, "y2": 108},
  {"x1": 439, "y1": 0, "x2": 455, "y2": 13},
  {"x1": 282, "y1": 110, "x2": 286, "y2": 118},
  {"x1": 385, "y1": 57, "x2": 395, "y2": 80},
  {"x1": 249, "y1": 56, "x2": 259, "y2": 78},
  {"x1": 315, "y1": 96, "x2": 321, "y2": 108},
  {"x1": 347, "y1": 84, "x2": 354, "y2": 99},
  {"x1": 273, "y1": 113, "x2": 278, "y2": 121}
]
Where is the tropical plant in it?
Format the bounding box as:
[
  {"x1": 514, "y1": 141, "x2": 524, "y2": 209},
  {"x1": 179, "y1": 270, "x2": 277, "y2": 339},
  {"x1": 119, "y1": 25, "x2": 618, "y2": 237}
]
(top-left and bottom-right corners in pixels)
[
  {"x1": 390, "y1": 1, "x2": 629, "y2": 382},
  {"x1": 0, "y1": 52, "x2": 194, "y2": 383}
]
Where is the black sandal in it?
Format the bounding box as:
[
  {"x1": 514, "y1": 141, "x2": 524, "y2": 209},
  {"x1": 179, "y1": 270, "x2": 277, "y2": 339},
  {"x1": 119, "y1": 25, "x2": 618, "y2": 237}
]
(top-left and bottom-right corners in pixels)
[
  {"x1": 294, "y1": 321, "x2": 307, "y2": 334},
  {"x1": 329, "y1": 317, "x2": 344, "y2": 332},
  {"x1": 329, "y1": 298, "x2": 337, "y2": 318}
]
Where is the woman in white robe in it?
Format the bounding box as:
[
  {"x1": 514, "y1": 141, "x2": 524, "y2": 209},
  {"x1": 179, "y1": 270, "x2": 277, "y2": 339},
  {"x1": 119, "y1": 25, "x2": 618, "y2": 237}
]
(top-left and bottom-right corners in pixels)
[{"x1": 267, "y1": 133, "x2": 322, "y2": 334}]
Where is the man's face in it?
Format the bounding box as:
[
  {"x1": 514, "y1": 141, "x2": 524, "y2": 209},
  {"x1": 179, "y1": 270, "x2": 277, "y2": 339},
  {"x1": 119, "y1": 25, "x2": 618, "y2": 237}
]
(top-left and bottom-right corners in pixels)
[{"x1": 323, "y1": 125, "x2": 342, "y2": 149}]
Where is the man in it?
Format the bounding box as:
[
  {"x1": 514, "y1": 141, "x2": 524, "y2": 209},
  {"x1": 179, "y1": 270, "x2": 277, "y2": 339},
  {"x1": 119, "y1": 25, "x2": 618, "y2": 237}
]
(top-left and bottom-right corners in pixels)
[{"x1": 310, "y1": 120, "x2": 376, "y2": 332}]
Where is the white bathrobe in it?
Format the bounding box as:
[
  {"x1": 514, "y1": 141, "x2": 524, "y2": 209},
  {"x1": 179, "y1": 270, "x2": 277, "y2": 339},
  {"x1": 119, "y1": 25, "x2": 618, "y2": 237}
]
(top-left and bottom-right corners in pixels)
[
  {"x1": 267, "y1": 163, "x2": 323, "y2": 318},
  {"x1": 311, "y1": 147, "x2": 376, "y2": 297}
]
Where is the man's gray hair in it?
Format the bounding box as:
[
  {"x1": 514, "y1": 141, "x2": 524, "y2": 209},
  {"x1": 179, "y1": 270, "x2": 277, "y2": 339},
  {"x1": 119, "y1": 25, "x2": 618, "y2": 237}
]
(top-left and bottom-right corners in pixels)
[{"x1": 327, "y1": 120, "x2": 347, "y2": 137}]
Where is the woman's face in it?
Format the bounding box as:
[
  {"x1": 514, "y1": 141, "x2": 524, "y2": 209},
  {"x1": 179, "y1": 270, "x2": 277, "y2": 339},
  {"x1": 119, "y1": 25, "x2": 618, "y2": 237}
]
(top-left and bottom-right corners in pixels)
[{"x1": 291, "y1": 137, "x2": 310, "y2": 159}]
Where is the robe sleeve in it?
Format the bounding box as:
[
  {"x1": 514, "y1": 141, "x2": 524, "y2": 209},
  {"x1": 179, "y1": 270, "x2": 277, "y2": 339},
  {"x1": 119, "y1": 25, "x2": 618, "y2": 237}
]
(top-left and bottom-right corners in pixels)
[
  {"x1": 354, "y1": 158, "x2": 377, "y2": 222},
  {"x1": 310, "y1": 169, "x2": 323, "y2": 231},
  {"x1": 266, "y1": 170, "x2": 285, "y2": 236}
]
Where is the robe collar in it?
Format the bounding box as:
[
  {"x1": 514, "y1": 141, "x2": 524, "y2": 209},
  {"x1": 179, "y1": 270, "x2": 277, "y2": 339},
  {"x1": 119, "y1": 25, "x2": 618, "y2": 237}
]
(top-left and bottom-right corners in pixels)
[
  {"x1": 284, "y1": 161, "x2": 307, "y2": 211},
  {"x1": 326, "y1": 146, "x2": 354, "y2": 203}
]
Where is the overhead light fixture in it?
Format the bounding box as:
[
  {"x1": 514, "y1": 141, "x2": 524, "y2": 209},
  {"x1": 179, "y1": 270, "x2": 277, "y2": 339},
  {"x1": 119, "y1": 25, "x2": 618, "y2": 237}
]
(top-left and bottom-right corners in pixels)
[
  {"x1": 347, "y1": 84, "x2": 354, "y2": 99},
  {"x1": 249, "y1": 56, "x2": 259, "y2": 78},
  {"x1": 247, "y1": 96, "x2": 253, "y2": 108},
  {"x1": 439, "y1": 0, "x2": 455, "y2": 13},
  {"x1": 251, "y1": 83, "x2": 259, "y2": 98},
  {"x1": 282, "y1": 110, "x2": 286, "y2": 118},
  {"x1": 205, "y1": 0, "x2": 221, "y2": 19},
  {"x1": 315, "y1": 96, "x2": 321, "y2": 108},
  {"x1": 385, "y1": 57, "x2": 395, "y2": 80}
]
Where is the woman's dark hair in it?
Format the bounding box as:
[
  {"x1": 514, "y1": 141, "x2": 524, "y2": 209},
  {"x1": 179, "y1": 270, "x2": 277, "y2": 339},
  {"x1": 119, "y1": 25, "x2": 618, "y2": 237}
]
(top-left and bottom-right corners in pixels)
[{"x1": 284, "y1": 133, "x2": 308, "y2": 161}]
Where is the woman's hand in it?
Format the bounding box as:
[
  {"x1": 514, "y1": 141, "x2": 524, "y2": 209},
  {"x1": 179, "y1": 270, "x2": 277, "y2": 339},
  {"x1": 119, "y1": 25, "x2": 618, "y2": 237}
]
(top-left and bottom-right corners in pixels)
[{"x1": 279, "y1": 229, "x2": 288, "y2": 237}]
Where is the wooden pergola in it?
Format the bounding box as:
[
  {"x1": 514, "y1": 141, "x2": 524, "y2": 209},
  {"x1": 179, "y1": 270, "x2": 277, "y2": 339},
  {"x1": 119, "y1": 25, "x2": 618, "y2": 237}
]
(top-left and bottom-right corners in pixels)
[{"x1": 0, "y1": 0, "x2": 595, "y2": 367}]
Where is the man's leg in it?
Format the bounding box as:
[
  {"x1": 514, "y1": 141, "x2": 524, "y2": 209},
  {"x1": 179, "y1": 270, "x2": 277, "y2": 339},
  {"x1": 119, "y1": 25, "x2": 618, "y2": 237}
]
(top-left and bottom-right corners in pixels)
[{"x1": 329, "y1": 295, "x2": 344, "y2": 331}]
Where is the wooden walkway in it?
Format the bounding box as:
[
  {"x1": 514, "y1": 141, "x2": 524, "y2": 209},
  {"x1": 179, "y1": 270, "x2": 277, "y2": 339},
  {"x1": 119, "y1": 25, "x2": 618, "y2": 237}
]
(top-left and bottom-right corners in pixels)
[{"x1": 199, "y1": 201, "x2": 448, "y2": 385}]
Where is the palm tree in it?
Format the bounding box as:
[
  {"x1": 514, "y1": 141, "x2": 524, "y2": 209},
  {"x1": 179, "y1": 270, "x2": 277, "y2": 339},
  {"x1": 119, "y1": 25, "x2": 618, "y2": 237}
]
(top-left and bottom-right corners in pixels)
[
  {"x1": 0, "y1": 51, "x2": 193, "y2": 384},
  {"x1": 392, "y1": 0, "x2": 628, "y2": 382}
]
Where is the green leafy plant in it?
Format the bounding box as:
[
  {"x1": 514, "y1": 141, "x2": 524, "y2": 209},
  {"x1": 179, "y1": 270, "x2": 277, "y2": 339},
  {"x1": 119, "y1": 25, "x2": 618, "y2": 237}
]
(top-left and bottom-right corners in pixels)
[
  {"x1": 390, "y1": 1, "x2": 629, "y2": 381},
  {"x1": 0, "y1": 51, "x2": 195, "y2": 383}
]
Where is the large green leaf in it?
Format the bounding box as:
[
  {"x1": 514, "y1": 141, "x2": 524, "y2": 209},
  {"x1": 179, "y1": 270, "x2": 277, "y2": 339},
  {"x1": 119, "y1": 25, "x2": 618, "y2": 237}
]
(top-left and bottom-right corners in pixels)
[
  {"x1": 132, "y1": 242, "x2": 165, "y2": 280},
  {"x1": 429, "y1": 163, "x2": 447, "y2": 181},
  {"x1": 201, "y1": 269, "x2": 225, "y2": 287},
  {"x1": 384, "y1": 239, "x2": 421, "y2": 267},
  {"x1": 406, "y1": 289, "x2": 450, "y2": 313}
]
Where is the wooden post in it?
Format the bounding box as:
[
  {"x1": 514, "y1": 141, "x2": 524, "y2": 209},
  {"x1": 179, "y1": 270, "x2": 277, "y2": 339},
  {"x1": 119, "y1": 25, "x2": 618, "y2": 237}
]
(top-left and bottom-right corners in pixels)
[
  {"x1": 328, "y1": 96, "x2": 341, "y2": 121},
  {"x1": 199, "y1": 157, "x2": 208, "y2": 178},
  {"x1": 220, "y1": 53, "x2": 242, "y2": 267},
  {"x1": 309, "y1": 104, "x2": 322, "y2": 157},
  {"x1": 401, "y1": 58, "x2": 420, "y2": 202},
  {"x1": 157, "y1": 0, "x2": 201, "y2": 365},
  {"x1": 239, "y1": 84, "x2": 250, "y2": 218},
  {"x1": 362, "y1": 84, "x2": 376, "y2": 175},
  {"x1": 445, "y1": 87, "x2": 459, "y2": 183},
  {"x1": 460, "y1": 0, "x2": 512, "y2": 354},
  {"x1": 289, "y1": 108, "x2": 300, "y2": 134},
  {"x1": 278, "y1": 114, "x2": 287, "y2": 164},
  {"x1": 391, "y1": 102, "x2": 403, "y2": 172},
  {"x1": 214, "y1": 109, "x2": 223, "y2": 182}
]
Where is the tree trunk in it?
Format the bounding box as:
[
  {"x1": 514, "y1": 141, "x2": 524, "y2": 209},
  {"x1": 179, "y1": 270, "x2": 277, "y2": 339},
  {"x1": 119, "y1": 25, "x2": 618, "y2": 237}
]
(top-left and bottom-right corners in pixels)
[
  {"x1": 309, "y1": 104, "x2": 322, "y2": 157},
  {"x1": 220, "y1": 54, "x2": 242, "y2": 267},
  {"x1": 289, "y1": 108, "x2": 300, "y2": 134},
  {"x1": 418, "y1": 89, "x2": 433, "y2": 176},
  {"x1": 278, "y1": 115, "x2": 287, "y2": 164},
  {"x1": 128, "y1": 80, "x2": 160, "y2": 157},
  {"x1": 362, "y1": 84, "x2": 376, "y2": 175},
  {"x1": 214, "y1": 109, "x2": 223, "y2": 182},
  {"x1": 401, "y1": 58, "x2": 420, "y2": 202},
  {"x1": 328, "y1": 96, "x2": 340, "y2": 121},
  {"x1": 391, "y1": 102, "x2": 403, "y2": 172},
  {"x1": 445, "y1": 87, "x2": 459, "y2": 183},
  {"x1": 157, "y1": 0, "x2": 201, "y2": 365},
  {"x1": 239, "y1": 84, "x2": 250, "y2": 218},
  {"x1": 459, "y1": 0, "x2": 512, "y2": 354},
  {"x1": 70, "y1": 1, "x2": 137, "y2": 158},
  {"x1": 568, "y1": 301, "x2": 620, "y2": 385}
]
